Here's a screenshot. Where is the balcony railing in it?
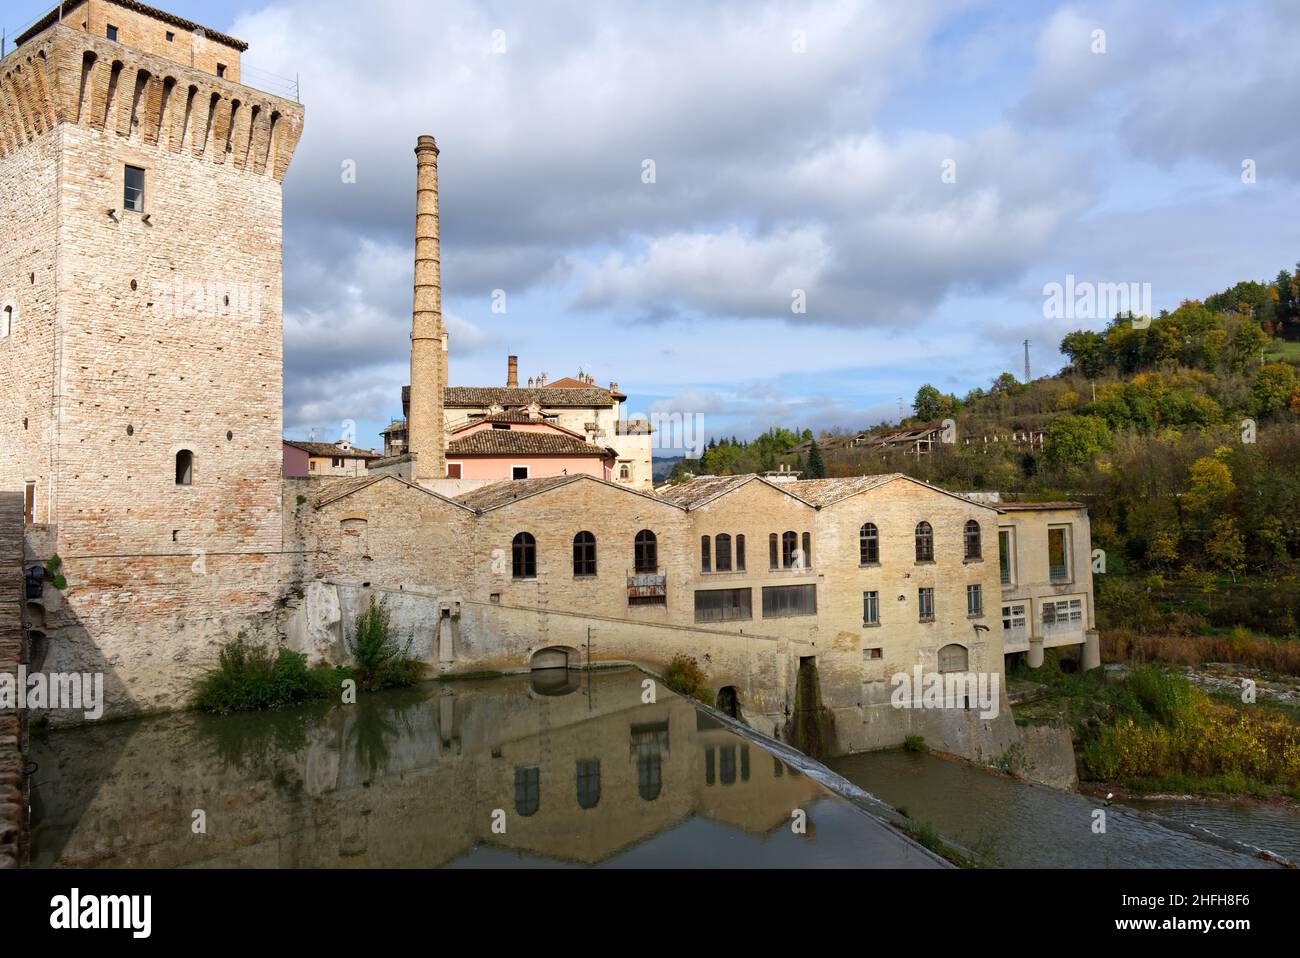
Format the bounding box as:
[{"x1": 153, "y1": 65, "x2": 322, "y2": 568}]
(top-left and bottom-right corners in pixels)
[{"x1": 627, "y1": 572, "x2": 667, "y2": 603}]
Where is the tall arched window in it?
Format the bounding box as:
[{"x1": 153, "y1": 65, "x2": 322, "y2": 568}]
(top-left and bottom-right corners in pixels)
[
  {"x1": 573, "y1": 531, "x2": 596, "y2": 576},
  {"x1": 735, "y1": 534, "x2": 746, "y2": 572},
  {"x1": 937, "y1": 643, "x2": 969, "y2": 673},
  {"x1": 512, "y1": 532, "x2": 537, "y2": 579},
  {"x1": 964, "y1": 520, "x2": 982, "y2": 560},
  {"x1": 715, "y1": 534, "x2": 732, "y2": 572},
  {"x1": 769, "y1": 533, "x2": 778, "y2": 570},
  {"x1": 860, "y1": 522, "x2": 879, "y2": 564},
  {"x1": 701, "y1": 535, "x2": 711, "y2": 573},
  {"x1": 802, "y1": 532, "x2": 813, "y2": 568},
  {"x1": 915, "y1": 521, "x2": 934, "y2": 562},
  {"x1": 634, "y1": 530, "x2": 658, "y2": 573},
  {"x1": 782, "y1": 531, "x2": 798, "y2": 569},
  {"x1": 175, "y1": 449, "x2": 194, "y2": 485}
]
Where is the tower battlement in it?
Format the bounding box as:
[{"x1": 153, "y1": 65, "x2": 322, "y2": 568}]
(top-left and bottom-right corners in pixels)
[{"x1": 1, "y1": 19, "x2": 302, "y2": 179}]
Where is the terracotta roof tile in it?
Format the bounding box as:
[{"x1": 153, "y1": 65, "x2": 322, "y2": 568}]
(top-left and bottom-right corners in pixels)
[
  {"x1": 446, "y1": 431, "x2": 613, "y2": 457},
  {"x1": 444, "y1": 386, "x2": 615, "y2": 408}
]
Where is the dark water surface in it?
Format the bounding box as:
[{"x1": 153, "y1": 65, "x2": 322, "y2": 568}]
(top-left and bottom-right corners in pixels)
[
  {"x1": 30, "y1": 669, "x2": 937, "y2": 868},
  {"x1": 828, "y1": 750, "x2": 1288, "y2": 868}
]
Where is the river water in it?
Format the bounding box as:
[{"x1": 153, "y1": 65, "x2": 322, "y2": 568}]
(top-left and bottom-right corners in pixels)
[
  {"x1": 828, "y1": 751, "x2": 1290, "y2": 868},
  {"x1": 29, "y1": 669, "x2": 938, "y2": 869}
]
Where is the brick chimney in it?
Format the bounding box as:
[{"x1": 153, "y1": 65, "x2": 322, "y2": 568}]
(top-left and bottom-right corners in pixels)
[
  {"x1": 507, "y1": 355, "x2": 519, "y2": 388},
  {"x1": 409, "y1": 134, "x2": 446, "y2": 484}
]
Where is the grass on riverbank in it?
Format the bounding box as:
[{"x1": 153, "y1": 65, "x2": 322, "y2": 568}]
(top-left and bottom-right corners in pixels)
[
  {"x1": 194, "y1": 601, "x2": 424, "y2": 714},
  {"x1": 192, "y1": 639, "x2": 345, "y2": 714},
  {"x1": 1011, "y1": 654, "x2": 1300, "y2": 800},
  {"x1": 1103, "y1": 626, "x2": 1300, "y2": 675}
]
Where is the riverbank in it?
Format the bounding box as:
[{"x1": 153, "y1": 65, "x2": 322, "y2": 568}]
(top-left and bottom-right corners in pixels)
[{"x1": 1011, "y1": 654, "x2": 1300, "y2": 803}]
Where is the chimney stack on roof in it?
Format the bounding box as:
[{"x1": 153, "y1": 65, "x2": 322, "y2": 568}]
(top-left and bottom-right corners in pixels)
[{"x1": 507, "y1": 355, "x2": 519, "y2": 388}]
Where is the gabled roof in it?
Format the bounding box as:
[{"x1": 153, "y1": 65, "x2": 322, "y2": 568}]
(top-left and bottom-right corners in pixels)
[
  {"x1": 446, "y1": 431, "x2": 614, "y2": 457},
  {"x1": 455, "y1": 473, "x2": 682, "y2": 514},
  {"x1": 654, "y1": 472, "x2": 1003, "y2": 512},
  {"x1": 444, "y1": 386, "x2": 616, "y2": 408},
  {"x1": 653, "y1": 474, "x2": 816, "y2": 511},
  {"x1": 284, "y1": 439, "x2": 379, "y2": 459},
  {"x1": 313, "y1": 474, "x2": 475, "y2": 512}
]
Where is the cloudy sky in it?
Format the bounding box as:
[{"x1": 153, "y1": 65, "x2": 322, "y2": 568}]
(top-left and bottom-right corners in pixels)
[{"x1": 11, "y1": 0, "x2": 1299, "y2": 449}]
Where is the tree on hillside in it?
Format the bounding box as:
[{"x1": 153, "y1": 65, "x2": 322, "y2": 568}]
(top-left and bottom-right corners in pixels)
[
  {"x1": 806, "y1": 439, "x2": 826, "y2": 479},
  {"x1": 1044, "y1": 414, "x2": 1111, "y2": 470},
  {"x1": 1060, "y1": 330, "x2": 1109, "y2": 378}
]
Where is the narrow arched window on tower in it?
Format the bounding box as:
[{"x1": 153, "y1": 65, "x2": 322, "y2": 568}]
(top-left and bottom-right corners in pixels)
[{"x1": 175, "y1": 449, "x2": 194, "y2": 486}]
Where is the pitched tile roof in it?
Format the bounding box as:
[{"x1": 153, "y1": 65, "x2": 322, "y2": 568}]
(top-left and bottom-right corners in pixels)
[
  {"x1": 283, "y1": 440, "x2": 379, "y2": 459},
  {"x1": 653, "y1": 475, "x2": 758, "y2": 508},
  {"x1": 445, "y1": 430, "x2": 613, "y2": 457},
  {"x1": 995, "y1": 501, "x2": 1086, "y2": 511},
  {"x1": 444, "y1": 386, "x2": 616, "y2": 408},
  {"x1": 454, "y1": 475, "x2": 584, "y2": 511},
  {"x1": 784, "y1": 474, "x2": 903, "y2": 506},
  {"x1": 312, "y1": 475, "x2": 473, "y2": 511}
]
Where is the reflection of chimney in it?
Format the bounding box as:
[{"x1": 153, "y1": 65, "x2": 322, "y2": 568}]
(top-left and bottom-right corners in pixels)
[
  {"x1": 409, "y1": 134, "x2": 446, "y2": 483},
  {"x1": 507, "y1": 355, "x2": 518, "y2": 388}
]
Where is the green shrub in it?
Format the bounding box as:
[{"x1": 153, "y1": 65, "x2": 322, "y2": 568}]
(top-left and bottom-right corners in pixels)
[
  {"x1": 662, "y1": 653, "x2": 709, "y2": 700},
  {"x1": 347, "y1": 596, "x2": 421, "y2": 690},
  {"x1": 1126, "y1": 664, "x2": 1196, "y2": 727},
  {"x1": 193, "y1": 638, "x2": 337, "y2": 714},
  {"x1": 903, "y1": 735, "x2": 929, "y2": 753}
]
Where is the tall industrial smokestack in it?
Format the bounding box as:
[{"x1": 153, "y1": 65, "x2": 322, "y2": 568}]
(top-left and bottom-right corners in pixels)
[
  {"x1": 507, "y1": 355, "x2": 518, "y2": 388},
  {"x1": 409, "y1": 134, "x2": 446, "y2": 483}
]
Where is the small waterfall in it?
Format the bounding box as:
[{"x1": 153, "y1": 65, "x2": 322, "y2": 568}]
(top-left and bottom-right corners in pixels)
[{"x1": 784, "y1": 657, "x2": 837, "y2": 759}]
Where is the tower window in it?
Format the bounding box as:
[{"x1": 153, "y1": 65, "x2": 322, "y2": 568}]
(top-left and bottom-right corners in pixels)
[
  {"x1": 124, "y1": 166, "x2": 145, "y2": 212},
  {"x1": 175, "y1": 449, "x2": 194, "y2": 486},
  {"x1": 107, "y1": 25, "x2": 119, "y2": 42},
  {"x1": 166, "y1": 32, "x2": 176, "y2": 42},
  {"x1": 216, "y1": 64, "x2": 227, "y2": 79}
]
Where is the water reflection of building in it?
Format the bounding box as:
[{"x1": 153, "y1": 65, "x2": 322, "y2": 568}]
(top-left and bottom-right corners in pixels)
[{"x1": 33, "y1": 671, "x2": 869, "y2": 869}]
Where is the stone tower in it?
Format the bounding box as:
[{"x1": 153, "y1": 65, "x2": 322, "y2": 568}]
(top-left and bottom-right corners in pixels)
[
  {"x1": 0, "y1": 2, "x2": 303, "y2": 717},
  {"x1": 408, "y1": 134, "x2": 447, "y2": 484}
]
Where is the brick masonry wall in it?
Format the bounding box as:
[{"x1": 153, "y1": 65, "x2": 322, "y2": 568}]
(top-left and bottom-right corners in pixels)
[
  {"x1": 0, "y1": 24, "x2": 303, "y2": 720},
  {"x1": 0, "y1": 492, "x2": 29, "y2": 868}
]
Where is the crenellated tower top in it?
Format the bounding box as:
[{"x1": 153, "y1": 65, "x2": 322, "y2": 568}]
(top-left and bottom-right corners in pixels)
[{"x1": 1, "y1": 6, "x2": 302, "y2": 180}]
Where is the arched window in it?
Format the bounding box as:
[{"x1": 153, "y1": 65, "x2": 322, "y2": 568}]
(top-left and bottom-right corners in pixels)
[
  {"x1": 512, "y1": 532, "x2": 536, "y2": 579},
  {"x1": 937, "y1": 643, "x2": 969, "y2": 673},
  {"x1": 769, "y1": 533, "x2": 778, "y2": 570},
  {"x1": 634, "y1": 529, "x2": 657, "y2": 573},
  {"x1": 701, "y1": 535, "x2": 711, "y2": 573},
  {"x1": 573, "y1": 531, "x2": 596, "y2": 576},
  {"x1": 915, "y1": 521, "x2": 934, "y2": 562},
  {"x1": 860, "y1": 522, "x2": 879, "y2": 564},
  {"x1": 735, "y1": 534, "x2": 746, "y2": 572},
  {"x1": 802, "y1": 532, "x2": 813, "y2": 568},
  {"x1": 715, "y1": 533, "x2": 732, "y2": 572},
  {"x1": 964, "y1": 520, "x2": 982, "y2": 560},
  {"x1": 175, "y1": 449, "x2": 193, "y2": 485},
  {"x1": 576, "y1": 758, "x2": 600, "y2": 810},
  {"x1": 514, "y1": 766, "x2": 540, "y2": 816},
  {"x1": 782, "y1": 531, "x2": 798, "y2": 569}
]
